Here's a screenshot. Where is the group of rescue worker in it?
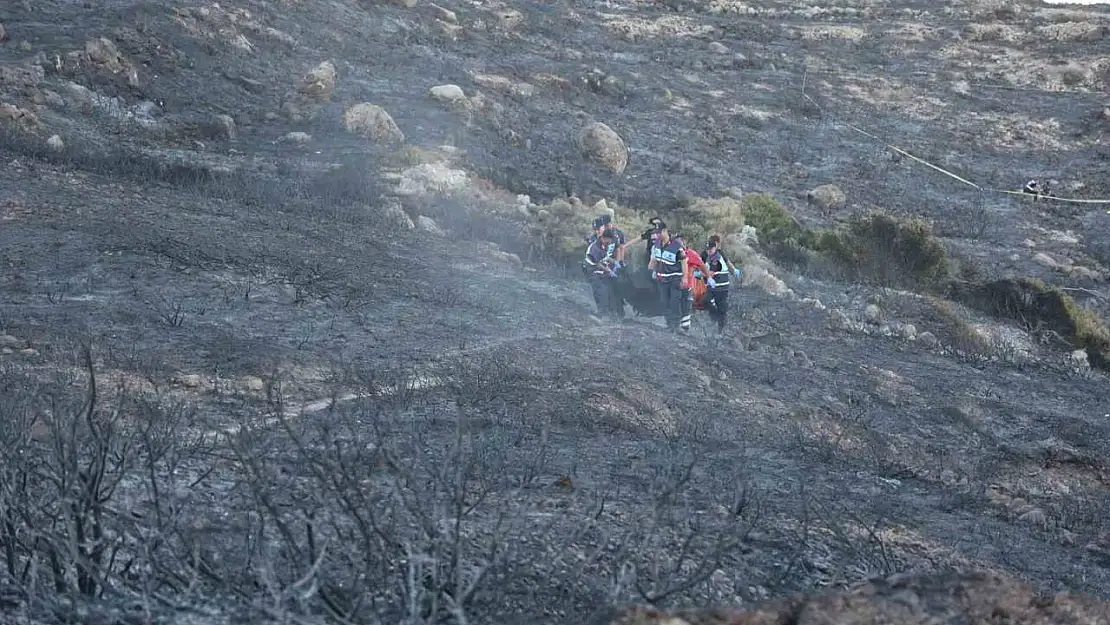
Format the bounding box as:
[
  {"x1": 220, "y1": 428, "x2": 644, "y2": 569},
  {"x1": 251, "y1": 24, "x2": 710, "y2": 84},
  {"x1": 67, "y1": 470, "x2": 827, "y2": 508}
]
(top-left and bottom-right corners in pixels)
[{"x1": 582, "y1": 214, "x2": 743, "y2": 333}]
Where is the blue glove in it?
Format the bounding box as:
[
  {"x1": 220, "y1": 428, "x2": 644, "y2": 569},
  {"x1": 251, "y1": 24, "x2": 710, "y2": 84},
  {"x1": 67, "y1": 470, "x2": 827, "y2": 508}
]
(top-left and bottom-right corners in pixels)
[
  {"x1": 734, "y1": 267, "x2": 743, "y2": 279},
  {"x1": 692, "y1": 269, "x2": 704, "y2": 279},
  {"x1": 707, "y1": 277, "x2": 717, "y2": 289}
]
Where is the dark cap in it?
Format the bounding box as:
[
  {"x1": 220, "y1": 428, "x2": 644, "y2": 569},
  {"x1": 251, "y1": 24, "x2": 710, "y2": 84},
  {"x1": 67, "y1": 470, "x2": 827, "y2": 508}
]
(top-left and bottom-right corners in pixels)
[{"x1": 592, "y1": 214, "x2": 613, "y2": 230}]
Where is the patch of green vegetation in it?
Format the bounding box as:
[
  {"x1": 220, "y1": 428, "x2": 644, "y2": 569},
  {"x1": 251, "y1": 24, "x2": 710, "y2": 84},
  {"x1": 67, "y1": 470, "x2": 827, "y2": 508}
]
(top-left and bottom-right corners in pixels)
[
  {"x1": 811, "y1": 211, "x2": 951, "y2": 289},
  {"x1": 951, "y1": 277, "x2": 1110, "y2": 368}
]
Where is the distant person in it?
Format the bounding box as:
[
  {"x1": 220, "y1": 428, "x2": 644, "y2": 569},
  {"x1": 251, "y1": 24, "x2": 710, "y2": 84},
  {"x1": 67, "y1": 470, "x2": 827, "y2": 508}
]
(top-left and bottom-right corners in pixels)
[{"x1": 1023, "y1": 179, "x2": 1053, "y2": 202}]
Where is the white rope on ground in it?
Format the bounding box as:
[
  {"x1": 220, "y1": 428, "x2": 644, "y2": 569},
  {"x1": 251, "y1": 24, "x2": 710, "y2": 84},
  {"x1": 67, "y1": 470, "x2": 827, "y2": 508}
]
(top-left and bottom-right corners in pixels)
[{"x1": 802, "y1": 88, "x2": 1110, "y2": 209}]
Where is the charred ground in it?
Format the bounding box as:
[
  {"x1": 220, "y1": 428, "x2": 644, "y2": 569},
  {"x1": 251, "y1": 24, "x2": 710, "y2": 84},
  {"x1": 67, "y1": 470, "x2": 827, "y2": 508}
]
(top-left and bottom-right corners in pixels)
[{"x1": 2, "y1": 0, "x2": 1110, "y2": 623}]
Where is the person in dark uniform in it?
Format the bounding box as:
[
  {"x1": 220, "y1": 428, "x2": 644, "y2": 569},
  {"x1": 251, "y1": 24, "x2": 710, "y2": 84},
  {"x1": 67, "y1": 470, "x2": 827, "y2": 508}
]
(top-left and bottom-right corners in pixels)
[
  {"x1": 648, "y1": 223, "x2": 688, "y2": 332},
  {"x1": 700, "y1": 234, "x2": 742, "y2": 332},
  {"x1": 582, "y1": 227, "x2": 625, "y2": 319},
  {"x1": 1023, "y1": 179, "x2": 1053, "y2": 202}
]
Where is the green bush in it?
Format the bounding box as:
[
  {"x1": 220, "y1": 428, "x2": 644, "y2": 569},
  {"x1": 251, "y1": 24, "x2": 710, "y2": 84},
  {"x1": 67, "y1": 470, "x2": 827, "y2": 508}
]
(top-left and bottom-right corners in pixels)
[
  {"x1": 952, "y1": 277, "x2": 1110, "y2": 369},
  {"x1": 803, "y1": 211, "x2": 951, "y2": 289}
]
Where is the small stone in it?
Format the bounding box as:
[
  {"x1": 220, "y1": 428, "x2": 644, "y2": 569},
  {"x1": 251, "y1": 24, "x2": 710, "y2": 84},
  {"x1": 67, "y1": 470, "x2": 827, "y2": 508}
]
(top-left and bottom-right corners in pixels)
[
  {"x1": 722, "y1": 186, "x2": 743, "y2": 199},
  {"x1": 178, "y1": 374, "x2": 202, "y2": 388},
  {"x1": 0, "y1": 335, "x2": 20, "y2": 348},
  {"x1": 280, "y1": 131, "x2": 312, "y2": 143},
  {"x1": 42, "y1": 90, "x2": 64, "y2": 108},
  {"x1": 211, "y1": 113, "x2": 236, "y2": 140},
  {"x1": 19, "y1": 348, "x2": 36, "y2": 356},
  {"x1": 242, "y1": 376, "x2": 265, "y2": 392},
  {"x1": 918, "y1": 331, "x2": 938, "y2": 347},
  {"x1": 416, "y1": 215, "x2": 444, "y2": 235},
  {"x1": 342, "y1": 102, "x2": 404, "y2": 143},
  {"x1": 1033, "y1": 252, "x2": 1059, "y2": 269},
  {"x1": 592, "y1": 198, "x2": 613, "y2": 217},
  {"x1": 435, "y1": 19, "x2": 462, "y2": 40},
  {"x1": 1018, "y1": 508, "x2": 1048, "y2": 527},
  {"x1": 864, "y1": 303, "x2": 883, "y2": 325},
  {"x1": 431, "y1": 3, "x2": 458, "y2": 22},
  {"x1": 901, "y1": 323, "x2": 918, "y2": 340},
  {"x1": 429, "y1": 84, "x2": 466, "y2": 103},
  {"x1": 708, "y1": 41, "x2": 730, "y2": 54},
  {"x1": 46, "y1": 134, "x2": 64, "y2": 151}
]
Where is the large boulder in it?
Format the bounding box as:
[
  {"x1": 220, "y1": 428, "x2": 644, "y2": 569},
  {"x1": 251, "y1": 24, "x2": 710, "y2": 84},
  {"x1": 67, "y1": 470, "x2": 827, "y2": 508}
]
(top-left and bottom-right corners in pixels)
[
  {"x1": 578, "y1": 121, "x2": 629, "y2": 174},
  {"x1": 341, "y1": 103, "x2": 404, "y2": 143}
]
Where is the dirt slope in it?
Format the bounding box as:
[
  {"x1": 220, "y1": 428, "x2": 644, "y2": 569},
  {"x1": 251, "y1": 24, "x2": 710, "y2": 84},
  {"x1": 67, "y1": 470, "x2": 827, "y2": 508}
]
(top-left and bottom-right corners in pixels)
[
  {"x1": 601, "y1": 570, "x2": 1110, "y2": 625},
  {"x1": 2, "y1": 0, "x2": 1110, "y2": 624}
]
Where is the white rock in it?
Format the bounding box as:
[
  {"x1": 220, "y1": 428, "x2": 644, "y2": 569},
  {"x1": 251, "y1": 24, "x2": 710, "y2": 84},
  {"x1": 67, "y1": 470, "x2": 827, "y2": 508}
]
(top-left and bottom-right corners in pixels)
[
  {"x1": 429, "y1": 84, "x2": 467, "y2": 103},
  {"x1": 1033, "y1": 252, "x2": 1060, "y2": 269},
  {"x1": 431, "y1": 3, "x2": 458, "y2": 22},
  {"x1": 395, "y1": 162, "x2": 469, "y2": 196},
  {"x1": 211, "y1": 113, "x2": 236, "y2": 140},
  {"x1": 827, "y1": 309, "x2": 850, "y2": 330},
  {"x1": 864, "y1": 303, "x2": 883, "y2": 324},
  {"x1": 178, "y1": 374, "x2": 202, "y2": 388},
  {"x1": 342, "y1": 102, "x2": 405, "y2": 143},
  {"x1": 280, "y1": 131, "x2": 312, "y2": 143},
  {"x1": 242, "y1": 376, "x2": 265, "y2": 391},
  {"x1": 801, "y1": 297, "x2": 826, "y2": 311},
  {"x1": 382, "y1": 200, "x2": 415, "y2": 229},
  {"x1": 417, "y1": 215, "x2": 445, "y2": 235},
  {"x1": 0, "y1": 335, "x2": 21, "y2": 348},
  {"x1": 46, "y1": 134, "x2": 64, "y2": 151},
  {"x1": 901, "y1": 323, "x2": 918, "y2": 340},
  {"x1": 708, "y1": 41, "x2": 730, "y2": 54},
  {"x1": 592, "y1": 198, "x2": 615, "y2": 217}
]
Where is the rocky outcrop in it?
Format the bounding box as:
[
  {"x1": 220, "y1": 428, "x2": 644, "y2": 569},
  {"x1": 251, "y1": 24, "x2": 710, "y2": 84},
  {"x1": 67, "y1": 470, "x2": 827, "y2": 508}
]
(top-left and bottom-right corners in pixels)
[{"x1": 596, "y1": 571, "x2": 1110, "y2": 625}]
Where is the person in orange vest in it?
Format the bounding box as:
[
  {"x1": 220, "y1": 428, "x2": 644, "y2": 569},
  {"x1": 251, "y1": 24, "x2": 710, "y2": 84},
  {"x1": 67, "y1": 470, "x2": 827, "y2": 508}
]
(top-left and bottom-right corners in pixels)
[{"x1": 670, "y1": 232, "x2": 707, "y2": 332}]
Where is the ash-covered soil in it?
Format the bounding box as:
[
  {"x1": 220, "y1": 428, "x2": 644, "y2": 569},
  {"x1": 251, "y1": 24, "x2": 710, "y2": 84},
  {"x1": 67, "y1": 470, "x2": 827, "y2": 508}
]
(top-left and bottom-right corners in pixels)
[{"x1": 2, "y1": 0, "x2": 1110, "y2": 623}]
